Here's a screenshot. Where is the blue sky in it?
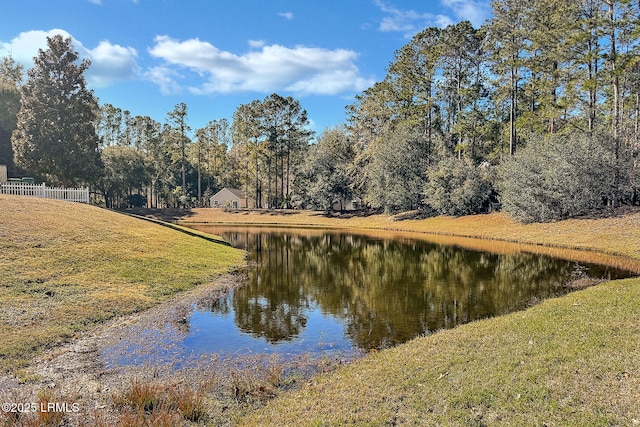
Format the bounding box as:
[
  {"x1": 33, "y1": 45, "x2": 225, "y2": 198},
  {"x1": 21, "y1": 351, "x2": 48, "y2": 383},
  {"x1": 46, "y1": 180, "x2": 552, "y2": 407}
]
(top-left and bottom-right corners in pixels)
[{"x1": 1, "y1": 0, "x2": 492, "y2": 136}]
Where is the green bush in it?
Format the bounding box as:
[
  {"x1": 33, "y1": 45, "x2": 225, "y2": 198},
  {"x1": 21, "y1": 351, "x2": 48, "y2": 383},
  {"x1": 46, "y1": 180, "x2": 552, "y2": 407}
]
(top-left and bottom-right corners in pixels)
[
  {"x1": 364, "y1": 124, "x2": 429, "y2": 212},
  {"x1": 126, "y1": 193, "x2": 147, "y2": 208},
  {"x1": 424, "y1": 156, "x2": 494, "y2": 216},
  {"x1": 497, "y1": 133, "x2": 617, "y2": 223}
]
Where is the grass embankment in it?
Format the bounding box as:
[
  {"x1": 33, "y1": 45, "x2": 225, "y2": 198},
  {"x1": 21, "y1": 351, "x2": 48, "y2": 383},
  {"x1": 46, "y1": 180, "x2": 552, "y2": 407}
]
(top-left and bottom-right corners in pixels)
[
  {"x1": 2, "y1": 201, "x2": 639, "y2": 425},
  {"x1": 0, "y1": 195, "x2": 245, "y2": 374},
  {"x1": 139, "y1": 208, "x2": 640, "y2": 426},
  {"x1": 141, "y1": 207, "x2": 640, "y2": 259},
  {"x1": 241, "y1": 278, "x2": 640, "y2": 426}
]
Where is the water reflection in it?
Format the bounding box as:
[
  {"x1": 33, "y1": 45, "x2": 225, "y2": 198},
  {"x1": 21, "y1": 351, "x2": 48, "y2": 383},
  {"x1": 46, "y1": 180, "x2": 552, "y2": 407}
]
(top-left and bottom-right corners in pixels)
[{"x1": 196, "y1": 227, "x2": 632, "y2": 351}]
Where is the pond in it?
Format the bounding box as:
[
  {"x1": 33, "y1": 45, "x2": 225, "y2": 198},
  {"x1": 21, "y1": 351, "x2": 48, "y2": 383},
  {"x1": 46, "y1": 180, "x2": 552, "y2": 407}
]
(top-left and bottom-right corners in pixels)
[{"x1": 104, "y1": 226, "x2": 635, "y2": 368}]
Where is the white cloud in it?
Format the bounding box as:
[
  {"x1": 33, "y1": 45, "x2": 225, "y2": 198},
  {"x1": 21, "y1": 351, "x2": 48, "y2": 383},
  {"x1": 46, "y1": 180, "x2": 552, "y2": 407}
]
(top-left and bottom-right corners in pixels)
[
  {"x1": 285, "y1": 70, "x2": 374, "y2": 95},
  {"x1": 86, "y1": 40, "x2": 140, "y2": 87},
  {"x1": 248, "y1": 39, "x2": 266, "y2": 48},
  {"x1": 0, "y1": 29, "x2": 72, "y2": 64},
  {"x1": 148, "y1": 35, "x2": 374, "y2": 96},
  {"x1": 374, "y1": 0, "x2": 453, "y2": 37},
  {"x1": 441, "y1": 0, "x2": 491, "y2": 28},
  {"x1": 0, "y1": 29, "x2": 140, "y2": 87},
  {"x1": 145, "y1": 65, "x2": 182, "y2": 95},
  {"x1": 278, "y1": 12, "x2": 294, "y2": 20}
]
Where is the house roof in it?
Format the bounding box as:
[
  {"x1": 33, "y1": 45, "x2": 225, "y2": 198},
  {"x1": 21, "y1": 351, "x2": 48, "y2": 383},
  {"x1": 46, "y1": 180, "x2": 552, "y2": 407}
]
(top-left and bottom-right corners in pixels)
[
  {"x1": 227, "y1": 188, "x2": 244, "y2": 198},
  {"x1": 211, "y1": 187, "x2": 244, "y2": 199}
]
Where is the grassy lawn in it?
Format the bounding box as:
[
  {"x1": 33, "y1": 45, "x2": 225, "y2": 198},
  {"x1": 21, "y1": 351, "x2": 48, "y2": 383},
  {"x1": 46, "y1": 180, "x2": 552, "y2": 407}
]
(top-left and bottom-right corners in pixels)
[
  {"x1": 142, "y1": 206, "x2": 640, "y2": 258},
  {"x1": 134, "y1": 207, "x2": 640, "y2": 425},
  {"x1": 0, "y1": 195, "x2": 245, "y2": 374},
  {"x1": 240, "y1": 277, "x2": 640, "y2": 426},
  {"x1": 2, "y1": 199, "x2": 639, "y2": 425}
]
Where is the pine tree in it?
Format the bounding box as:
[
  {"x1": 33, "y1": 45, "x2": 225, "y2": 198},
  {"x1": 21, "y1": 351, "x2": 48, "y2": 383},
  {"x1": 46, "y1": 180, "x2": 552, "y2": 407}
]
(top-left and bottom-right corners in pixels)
[
  {"x1": 0, "y1": 56, "x2": 23, "y2": 174},
  {"x1": 488, "y1": 0, "x2": 531, "y2": 155},
  {"x1": 166, "y1": 102, "x2": 190, "y2": 200},
  {"x1": 11, "y1": 35, "x2": 101, "y2": 187}
]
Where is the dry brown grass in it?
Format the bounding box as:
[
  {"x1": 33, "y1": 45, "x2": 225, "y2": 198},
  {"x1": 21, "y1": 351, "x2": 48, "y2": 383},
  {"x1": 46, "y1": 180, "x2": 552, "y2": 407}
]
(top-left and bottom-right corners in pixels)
[
  {"x1": 110, "y1": 378, "x2": 208, "y2": 424},
  {"x1": 3, "y1": 199, "x2": 639, "y2": 426},
  {"x1": 0, "y1": 195, "x2": 245, "y2": 373},
  {"x1": 141, "y1": 206, "x2": 640, "y2": 259}
]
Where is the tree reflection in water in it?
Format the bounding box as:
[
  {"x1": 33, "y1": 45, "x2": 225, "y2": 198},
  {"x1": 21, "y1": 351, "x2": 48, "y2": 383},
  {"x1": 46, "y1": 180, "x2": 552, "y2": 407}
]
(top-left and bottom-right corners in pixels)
[{"x1": 202, "y1": 228, "x2": 632, "y2": 351}]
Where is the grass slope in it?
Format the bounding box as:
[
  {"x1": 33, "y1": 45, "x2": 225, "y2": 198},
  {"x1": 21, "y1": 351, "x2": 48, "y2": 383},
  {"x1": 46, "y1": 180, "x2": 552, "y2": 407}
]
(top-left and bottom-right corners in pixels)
[
  {"x1": 240, "y1": 277, "x2": 640, "y2": 426},
  {"x1": 3, "y1": 200, "x2": 639, "y2": 425},
  {"x1": 144, "y1": 207, "x2": 640, "y2": 258},
  {"x1": 153, "y1": 209, "x2": 638, "y2": 426},
  {"x1": 0, "y1": 195, "x2": 245, "y2": 374}
]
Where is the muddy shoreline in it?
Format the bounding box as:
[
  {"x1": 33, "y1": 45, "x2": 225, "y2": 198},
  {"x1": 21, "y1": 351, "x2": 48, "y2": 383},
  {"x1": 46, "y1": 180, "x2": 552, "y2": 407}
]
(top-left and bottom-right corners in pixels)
[{"x1": 0, "y1": 271, "x2": 249, "y2": 424}]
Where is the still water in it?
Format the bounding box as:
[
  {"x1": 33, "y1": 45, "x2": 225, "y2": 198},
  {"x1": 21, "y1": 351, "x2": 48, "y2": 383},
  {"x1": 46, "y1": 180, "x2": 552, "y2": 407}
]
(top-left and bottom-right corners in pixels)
[{"x1": 105, "y1": 227, "x2": 634, "y2": 367}]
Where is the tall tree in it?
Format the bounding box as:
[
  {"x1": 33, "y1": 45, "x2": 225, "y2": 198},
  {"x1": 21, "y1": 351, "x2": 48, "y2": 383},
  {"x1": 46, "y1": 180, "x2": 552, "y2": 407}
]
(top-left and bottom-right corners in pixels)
[
  {"x1": 519, "y1": 0, "x2": 582, "y2": 135},
  {"x1": 192, "y1": 119, "x2": 226, "y2": 204},
  {"x1": 232, "y1": 100, "x2": 264, "y2": 207},
  {"x1": 193, "y1": 118, "x2": 232, "y2": 204},
  {"x1": 573, "y1": 0, "x2": 605, "y2": 135},
  {"x1": 232, "y1": 94, "x2": 311, "y2": 208},
  {"x1": 166, "y1": 102, "x2": 190, "y2": 198},
  {"x1": 294, "y1": 127, "x2": 354, "y2": 210},
  {"x1": 386, "y1": 27, "x2": 443, "y2": 158},
  {"x1": 346, "y1": 81, "x2": 397, "y2": 200},
  {"x1": 489, "y1": 0, "x2": 531, "y2": 155},
  {"x1": 12, "y1": 35, "x2": 101, "y2": 186},
  {"x1": 601, "y1": 0, "x2": 640, "y2": 153},
  {"x1": 437, "y1": 22, "x2": 488, "y2": 157},
  {"x1": 261, "y1": 93, "x2": 312, "y2": 207},
  {"x1": 97, "y1": 103, "x2": 123, "y2": 147},
  {"x1": 364, "y1": 123, "x2": 430, "y2": 212},
  {"x1": 0, "y1": 56, "x2": 23, "y2": 174},
  {"x1": 193, "y1": 127, "x2": 207, "y2": 205},
  {"x1": 99, "y1": 145, "x2": 148, "y2": 208},
  {"x1": 142, "y1": 117, "x2": 171, "y2": 208}
]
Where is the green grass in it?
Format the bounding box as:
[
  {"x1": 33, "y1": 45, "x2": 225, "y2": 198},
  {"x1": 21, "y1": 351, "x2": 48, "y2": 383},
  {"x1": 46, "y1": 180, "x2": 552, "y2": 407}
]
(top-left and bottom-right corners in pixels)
[
  {"x1": 0, "y1": 195, "x2": 245, "y2": 373},
  {"x1": 3, "y1": 198, "x2": 639, "y2": 425},
  {"x1": 123, "y1": 207, "x2": 640, "y2": 425},
  {"x1": 240, "y1": 277, "x2": 640, "y2": 426}
]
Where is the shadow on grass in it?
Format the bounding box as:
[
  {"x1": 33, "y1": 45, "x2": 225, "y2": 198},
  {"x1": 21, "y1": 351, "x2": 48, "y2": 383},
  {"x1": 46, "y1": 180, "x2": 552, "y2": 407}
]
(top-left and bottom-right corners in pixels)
[
  {"x1": 391, "y1": 209, "x2": 438, "y2": 221},
  {"x1": 317, "y1": 208, "x2": 383, "y2": 219},
  {"x1": 227, "y1": 208, "x2": 301, "y2": 216},
  {"x1": 123, "y1": 208, "x2": 198, "y2": 222}
]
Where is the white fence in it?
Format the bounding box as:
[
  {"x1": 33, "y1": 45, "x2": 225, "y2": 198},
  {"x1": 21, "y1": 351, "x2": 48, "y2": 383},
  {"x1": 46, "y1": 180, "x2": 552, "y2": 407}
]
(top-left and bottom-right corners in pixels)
[{"x1": 0, "y1": 182, "x2": 89, "y2": 203}]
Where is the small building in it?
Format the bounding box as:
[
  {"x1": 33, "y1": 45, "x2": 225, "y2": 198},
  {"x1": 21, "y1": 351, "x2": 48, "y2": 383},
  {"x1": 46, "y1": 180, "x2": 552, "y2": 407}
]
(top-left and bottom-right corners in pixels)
[{"x1": 210, "y1": 187, "x2": 255, "y2": 209}]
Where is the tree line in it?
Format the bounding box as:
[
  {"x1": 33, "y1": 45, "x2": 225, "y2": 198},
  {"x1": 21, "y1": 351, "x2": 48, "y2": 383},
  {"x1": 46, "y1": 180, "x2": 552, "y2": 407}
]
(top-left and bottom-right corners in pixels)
[
  {"x1": 344, "y1": 0, "x2": 640, "y2": 221},
  {"x1": 1, "y1": 0, "x2": 639, "y2": 222},
  {"x1": 0, "y1": 36, "x2": 315, "y2": 209}
]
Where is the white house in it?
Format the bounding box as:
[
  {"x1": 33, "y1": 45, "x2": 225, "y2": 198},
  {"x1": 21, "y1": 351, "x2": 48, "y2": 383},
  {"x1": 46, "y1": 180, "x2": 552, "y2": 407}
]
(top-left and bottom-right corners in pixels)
[{"x1": 210, "y1": 187, "x2": 255, "y2": 208}]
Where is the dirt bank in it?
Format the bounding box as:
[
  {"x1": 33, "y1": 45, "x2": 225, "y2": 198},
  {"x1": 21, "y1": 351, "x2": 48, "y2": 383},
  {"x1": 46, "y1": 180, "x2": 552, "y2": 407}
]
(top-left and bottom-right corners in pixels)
[{"x1": 0, "y1": 272, "x2": 245, "y2": 425}]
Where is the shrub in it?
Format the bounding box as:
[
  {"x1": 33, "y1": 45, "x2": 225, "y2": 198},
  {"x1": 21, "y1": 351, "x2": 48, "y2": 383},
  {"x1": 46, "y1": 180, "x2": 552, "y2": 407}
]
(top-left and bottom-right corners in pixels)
[
  {"x1": 126, "y1": 193, "x2": 147, "y2": 208},
  {"x1": 496, "y1": 133, "x2": 617, "y2": 223},
  {"x1": 424, "y1": 156, "x2": 495, "y2": 216},
  {"x1": 364, "y1": 124, "x2": 429, "y2": 212}
]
